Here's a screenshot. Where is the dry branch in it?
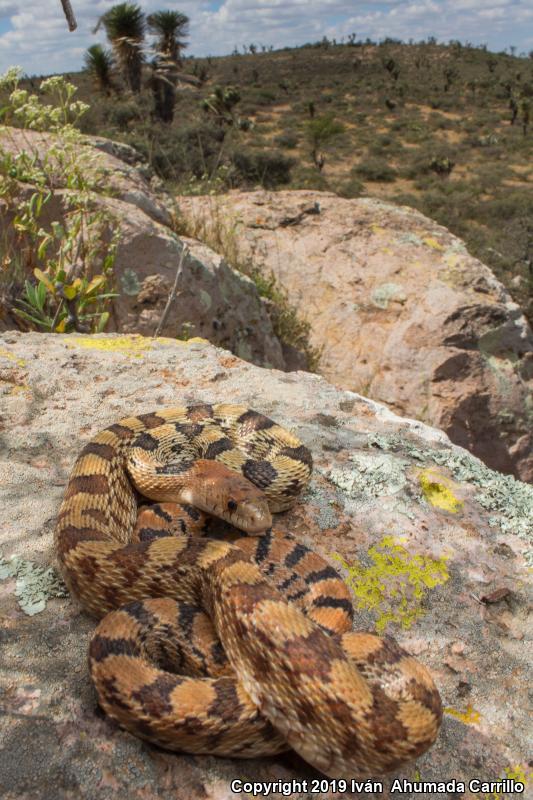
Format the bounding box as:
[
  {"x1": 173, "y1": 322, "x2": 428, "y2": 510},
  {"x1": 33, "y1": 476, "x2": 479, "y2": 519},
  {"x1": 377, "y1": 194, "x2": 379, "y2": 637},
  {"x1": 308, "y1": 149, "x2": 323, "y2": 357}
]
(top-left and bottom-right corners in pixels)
[
  {"x1": 59, "y1": 0, "x2": 77, "y2": 32},
  {"x1": 153, "y1": 245, "x2": 189, "y2": 337}
]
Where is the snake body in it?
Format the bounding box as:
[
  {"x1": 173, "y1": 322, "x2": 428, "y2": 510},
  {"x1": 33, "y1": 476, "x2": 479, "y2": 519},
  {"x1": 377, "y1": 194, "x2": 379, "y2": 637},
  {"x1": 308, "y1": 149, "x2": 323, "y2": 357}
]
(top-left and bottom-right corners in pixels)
[{"x1": 55, "y1": 403, "x2": 442, "y2": 777}]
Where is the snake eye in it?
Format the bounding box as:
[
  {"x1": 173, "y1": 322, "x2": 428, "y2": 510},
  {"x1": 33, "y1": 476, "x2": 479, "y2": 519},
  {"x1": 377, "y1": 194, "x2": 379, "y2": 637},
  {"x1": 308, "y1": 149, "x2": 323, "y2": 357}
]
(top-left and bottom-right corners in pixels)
[{"x1": 227, "y1": 499, "x2": 238, "y2": 512}]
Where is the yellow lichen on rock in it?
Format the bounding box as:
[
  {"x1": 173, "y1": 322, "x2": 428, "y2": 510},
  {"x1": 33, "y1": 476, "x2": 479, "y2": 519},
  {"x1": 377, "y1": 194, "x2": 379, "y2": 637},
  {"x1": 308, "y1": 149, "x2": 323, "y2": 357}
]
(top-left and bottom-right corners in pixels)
[
  {"x1": 444, "y1": 705, "x2": 481, "y2": 725},
  {"x1": 423, "y1": 237, "x2": 444, "y2": 250},
  {"x1": 65, "y1": 334, "x2": 209, "y2": 358},
  {"x1": 0, "y1": 347, "x2": 26, "y2": 367},
  {"x1": 419, "y1": 468, "x2": 464, "y2": 513},
  {"x1": 333, "y1": 536, "x2": 449, "y2": 633}
]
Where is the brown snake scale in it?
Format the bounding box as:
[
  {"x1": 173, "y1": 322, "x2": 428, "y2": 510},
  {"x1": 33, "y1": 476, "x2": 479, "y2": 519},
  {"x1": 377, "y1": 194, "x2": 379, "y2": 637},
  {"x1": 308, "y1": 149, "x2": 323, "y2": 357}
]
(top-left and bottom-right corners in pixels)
[{"x1": 55, "y1": 403, "x2": 442, "y2": 777}]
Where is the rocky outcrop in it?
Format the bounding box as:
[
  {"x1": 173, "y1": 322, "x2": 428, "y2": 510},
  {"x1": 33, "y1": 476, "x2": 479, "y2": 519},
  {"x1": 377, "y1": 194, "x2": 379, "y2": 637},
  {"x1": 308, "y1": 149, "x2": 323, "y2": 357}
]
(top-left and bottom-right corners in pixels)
[
  {"x1": 0, "y1": 129, "x2": 285, "y2": 369},
  {"x1": 1, "y1": 331, "x2": 531, "y2": 800},
  {"x1": 178, "y1": 191, "x2": 533, "y2": 482}
]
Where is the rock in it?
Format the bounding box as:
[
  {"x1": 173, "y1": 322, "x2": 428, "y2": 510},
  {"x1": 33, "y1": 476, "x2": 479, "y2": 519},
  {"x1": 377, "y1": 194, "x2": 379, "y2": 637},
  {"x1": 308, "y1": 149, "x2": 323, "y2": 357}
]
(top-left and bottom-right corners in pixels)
[
  {"x1": 0, "y1": 130, "x2": 285, "y2": 370},
  {"x1": 178, "y1": 191, "x2": 533, "y2": 482},
  {"x1": 0, "y1": 331, "x2": 531, "y2": 800},
  {"x1": 0, "y1": 128, "x2": 173, "y2": 227}
]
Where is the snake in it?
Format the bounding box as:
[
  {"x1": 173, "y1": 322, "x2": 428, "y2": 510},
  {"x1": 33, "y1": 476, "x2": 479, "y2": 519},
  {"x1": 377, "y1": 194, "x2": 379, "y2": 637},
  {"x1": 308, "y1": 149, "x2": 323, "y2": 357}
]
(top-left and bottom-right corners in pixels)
[{"x1": 55, "y1": 403, "x2": 442, "y2": 778}]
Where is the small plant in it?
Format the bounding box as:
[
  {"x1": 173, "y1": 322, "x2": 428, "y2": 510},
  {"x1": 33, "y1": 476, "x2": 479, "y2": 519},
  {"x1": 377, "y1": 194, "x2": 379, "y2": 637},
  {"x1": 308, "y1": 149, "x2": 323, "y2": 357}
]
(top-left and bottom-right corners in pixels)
[
  {"x1": 429, "y1": 156, "x2": 455, "y2": 177},
  {"x1": 15, "y1": 267, "x2": 117, "y2": 333},
  {"x1": 201, "y1": 85, "x2": 242, "y2": 127},
  {"x1": 305, "y1": 113, "x2": 345, "y2": 172},
  {"x1": 520, "y1": 99, "x2": 530, "y2": 136},
  {"x1": 0, "y1": 67, "x2": 120, "y2": 334},
  {"x1": 0, "y1": 69, "x2": 89, "y2": 131}
]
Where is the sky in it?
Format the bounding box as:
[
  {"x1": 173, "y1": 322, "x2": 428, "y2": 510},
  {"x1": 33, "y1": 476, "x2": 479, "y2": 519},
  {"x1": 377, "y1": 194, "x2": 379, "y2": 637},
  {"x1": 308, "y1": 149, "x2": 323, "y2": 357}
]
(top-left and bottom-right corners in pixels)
[{"x1": 0, "y1": 0, "x2": 532, "y2": 77}]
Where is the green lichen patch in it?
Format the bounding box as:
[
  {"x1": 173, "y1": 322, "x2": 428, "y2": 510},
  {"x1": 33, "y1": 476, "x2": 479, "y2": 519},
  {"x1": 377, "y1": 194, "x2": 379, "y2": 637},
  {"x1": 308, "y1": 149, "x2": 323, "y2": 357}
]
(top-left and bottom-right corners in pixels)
[
  {"x1": 326, "y1": 452, "x2": 416, "y2": 520},
  {"x1": 370, "y1": 283, "x2": 407, "y2": 309},
  {"x1": 366, "y1": 433, "x2": 533, "y2": 564},
  {"x1": 120, "y1": 268, "x2": 141, "y2": 296},
  {"x1": 328, "y1": 452, "x2": 408, "y2": 500},
  {"x1": 333, "y1": 535, "x2": 449, "y2": 633},
  {"x1": 0, "y1": 551, "x2": 67, "y2": 615}
]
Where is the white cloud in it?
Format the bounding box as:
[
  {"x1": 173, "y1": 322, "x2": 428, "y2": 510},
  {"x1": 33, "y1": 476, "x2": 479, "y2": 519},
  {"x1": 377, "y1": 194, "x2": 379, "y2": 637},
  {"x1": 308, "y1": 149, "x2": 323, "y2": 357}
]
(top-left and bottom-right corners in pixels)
[{"x1": 0, "y1": 0, "x2": 530, "y2": 76}]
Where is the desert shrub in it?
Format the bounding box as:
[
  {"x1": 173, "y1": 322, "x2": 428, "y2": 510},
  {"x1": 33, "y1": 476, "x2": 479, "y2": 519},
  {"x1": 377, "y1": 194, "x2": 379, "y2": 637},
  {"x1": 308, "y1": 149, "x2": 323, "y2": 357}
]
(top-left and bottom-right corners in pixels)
[
  {"x1": 427, "y1": 112, "x2": 455, "y2": 130},
  {"x1": 274, "y1": 131, "x2": 299, "y2": 148},
  {"x1": 246, "y1": 88, "x2": 277, "y2": 106},
  {"x1": 230, "y1": 148, "x2": 294, "y2": 188},
  {"x1": 368, "y1": 134, "x2": 405, "y2": 156},
  {"x1": 127, "y1": 121, "x2": 225, "y2": 182},
  {"x1": 107, "y1": 99, "x2": 142, "y2": 130},
  {"x1": 401, "y1": 145, "x2": 459, "y2": 180},
  {"x1": 429, "y1": 95, "x2": 459, "y2": 111},
  {"x1": 353, "y1": 158, "x2": 397, "y2": 181},
  {"x1": 288, "y1": 165, "x2": 330, "y2": 191},
  {"x1": 337, "y1": 177, "x2": 364, "y2": 197}
]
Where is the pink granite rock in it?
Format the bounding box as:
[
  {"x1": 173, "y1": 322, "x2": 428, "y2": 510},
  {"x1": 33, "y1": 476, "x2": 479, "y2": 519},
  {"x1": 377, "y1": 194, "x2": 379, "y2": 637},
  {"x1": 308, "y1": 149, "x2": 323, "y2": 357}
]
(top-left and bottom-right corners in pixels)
[{"x1": 178, "y1": 191, "x2": 533, "y2": 482}]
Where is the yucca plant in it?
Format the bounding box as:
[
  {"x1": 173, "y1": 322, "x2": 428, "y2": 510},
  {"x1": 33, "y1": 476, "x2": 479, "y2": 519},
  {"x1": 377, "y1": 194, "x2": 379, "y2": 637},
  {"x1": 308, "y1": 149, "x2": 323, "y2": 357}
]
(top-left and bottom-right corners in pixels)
[
  {"x1": 202, "y1": 85, "x2": 241, "y2": 126},
  {"x1": 84, "y1": 44, "x2": 114, "y2": 94},
  {"x1": 147, "y1": 10, "x2": 189, "y2": 123},
  {"x1": 147, "y1": 10, "x2": 189, "y2": 64},
  {"x1": 101, "y1": 3, "x2": 145, "y2": 93}
]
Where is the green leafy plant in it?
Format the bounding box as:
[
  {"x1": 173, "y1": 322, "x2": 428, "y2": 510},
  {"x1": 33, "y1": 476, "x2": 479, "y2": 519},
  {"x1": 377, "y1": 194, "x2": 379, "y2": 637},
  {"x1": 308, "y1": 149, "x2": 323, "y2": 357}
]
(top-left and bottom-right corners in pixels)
[
  {"x1": 202, "y1": 85, "x2": 243, "y2": 127},
  {"x1": 0, "y1": 67, "x2": 120, "y2": 334},
  {"x1": 15, "y1": 266, "x2": 117, "y2": 333},
  {"x1": 305, "y1": 113, "x2": 345, "y2": 171}
]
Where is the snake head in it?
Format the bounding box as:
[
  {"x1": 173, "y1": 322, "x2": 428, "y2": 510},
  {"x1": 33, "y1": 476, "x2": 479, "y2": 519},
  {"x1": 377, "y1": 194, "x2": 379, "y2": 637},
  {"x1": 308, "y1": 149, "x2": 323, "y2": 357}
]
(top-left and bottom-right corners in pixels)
[{"x1": 181, "y1": 460, "x2": 273, "y2": 534}]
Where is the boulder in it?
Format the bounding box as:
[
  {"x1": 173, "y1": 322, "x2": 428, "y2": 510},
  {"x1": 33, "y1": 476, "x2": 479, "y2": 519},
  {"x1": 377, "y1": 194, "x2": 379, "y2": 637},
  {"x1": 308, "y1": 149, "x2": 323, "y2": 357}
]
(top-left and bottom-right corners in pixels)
[
  {"x1": 178, "y1": 191, "x2": 533, "y2": 482},
  {"x1": 0, "y1": 331, "x2": 531, "y2": 800},
  {"x1": 0, "y1": 130, "x2": 285, "y2": 369}
]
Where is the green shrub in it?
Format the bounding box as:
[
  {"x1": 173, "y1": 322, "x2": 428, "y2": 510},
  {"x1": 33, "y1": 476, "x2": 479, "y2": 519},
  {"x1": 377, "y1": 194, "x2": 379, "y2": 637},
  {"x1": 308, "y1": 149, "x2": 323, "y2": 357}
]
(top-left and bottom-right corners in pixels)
[
  {"x1": 338, "y1": 177, "x2": 364, "y2": 197},
  {"x1": 274, "y1": 131, "x2": 299, "y2": 149},
  {"x1": 127, "y1": 121, "x2": 225, "y2": 182},
  {"x1": 353, "y1": 158, "x2": 397, "y2": 182},
  {"x1": 107, "y1": 100, "x2": 142, "y2": 130},
  {"x1": 230, "y1": 148, "x2": 294, "y2": 188},
  {"x1": 247, "y1": 88, "x2": 277, "y2": 106}
]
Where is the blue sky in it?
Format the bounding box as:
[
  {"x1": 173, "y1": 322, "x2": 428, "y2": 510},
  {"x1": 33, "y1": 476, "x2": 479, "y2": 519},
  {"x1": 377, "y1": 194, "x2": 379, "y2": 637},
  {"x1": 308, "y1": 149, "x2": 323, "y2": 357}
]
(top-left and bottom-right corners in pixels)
[{"x1": 0, "y1": 0, "x2": 532, "y2": 76}]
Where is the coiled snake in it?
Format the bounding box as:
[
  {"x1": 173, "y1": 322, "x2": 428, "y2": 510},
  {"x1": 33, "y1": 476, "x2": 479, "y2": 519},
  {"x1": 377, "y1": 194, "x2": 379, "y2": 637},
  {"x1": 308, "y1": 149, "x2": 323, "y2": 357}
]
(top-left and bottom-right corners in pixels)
[{"x1": 55, "y1": 403, "x2": 442, "y2": 778}]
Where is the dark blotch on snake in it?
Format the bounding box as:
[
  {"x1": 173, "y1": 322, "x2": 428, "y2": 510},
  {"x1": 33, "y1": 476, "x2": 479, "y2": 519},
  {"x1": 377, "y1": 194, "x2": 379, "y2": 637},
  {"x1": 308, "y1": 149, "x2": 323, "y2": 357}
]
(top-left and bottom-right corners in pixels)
[
  {"x1": 79, "y1": 441, "x2": 116, "y2": 461},
  {"x1": 90, "y1": 635, "x2": 138, "y2": 661},
  {"x1": 242, "y1": 459, "x2": 278, "y2": 489},
  {"x1": 284, "y1": 543, "x2": 309, "y2": 569},
  {"x1": 305, "y1": 566, "x2": 339, "y2": 584},
  {"x1": 204, "y1": 437, "x2": 235, "y2": 459},
  {"x1": 237, "y1": 410, "x2": 275, "y2": 431},
  {"x1": 133, "y1": 432, "x2": 159, "y2": 451}
]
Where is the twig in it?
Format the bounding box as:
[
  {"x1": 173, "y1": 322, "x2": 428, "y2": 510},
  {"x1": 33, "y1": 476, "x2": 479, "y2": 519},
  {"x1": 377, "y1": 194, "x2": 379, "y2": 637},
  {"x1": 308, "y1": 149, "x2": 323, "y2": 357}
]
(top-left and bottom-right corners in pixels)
[
  {"x1": 154, "y1": 245, "x2": 188, "y2": 337},
  {"x1": 60, "y1": 0, "x2": 77, "y2": 32}
]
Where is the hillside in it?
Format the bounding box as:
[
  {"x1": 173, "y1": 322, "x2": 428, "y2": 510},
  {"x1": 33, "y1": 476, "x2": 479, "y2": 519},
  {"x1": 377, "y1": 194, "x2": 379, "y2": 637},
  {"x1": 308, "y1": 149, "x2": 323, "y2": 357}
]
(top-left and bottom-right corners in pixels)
[{"x1": 59, "y1": 40, "x2": 533, "y2": 326}]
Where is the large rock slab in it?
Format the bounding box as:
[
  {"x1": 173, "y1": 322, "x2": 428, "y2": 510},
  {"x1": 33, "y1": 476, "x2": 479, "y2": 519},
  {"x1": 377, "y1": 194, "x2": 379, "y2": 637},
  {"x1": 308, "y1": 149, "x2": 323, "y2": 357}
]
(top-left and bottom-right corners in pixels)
[
  {"x1": 0, "y1": 130, "x2": 285, "y2": 369},
  {"x1": 178, "y1": 191, "x2": 533, "y2": 482},
  {"x1": 0, "y1": 331, "x2": 531, "y2": 799}
]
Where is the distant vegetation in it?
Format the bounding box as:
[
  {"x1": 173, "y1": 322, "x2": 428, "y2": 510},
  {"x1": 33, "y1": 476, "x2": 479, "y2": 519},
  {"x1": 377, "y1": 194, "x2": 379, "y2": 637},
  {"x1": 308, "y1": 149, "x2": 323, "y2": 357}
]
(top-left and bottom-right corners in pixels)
[{"x1": 2, "y1": 21, "x2": 532, "y2": 327}]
